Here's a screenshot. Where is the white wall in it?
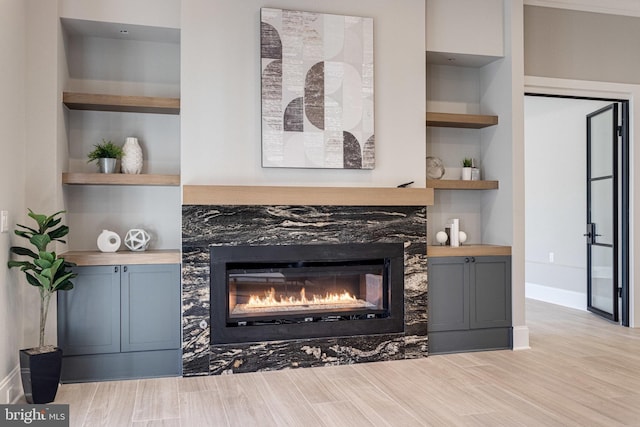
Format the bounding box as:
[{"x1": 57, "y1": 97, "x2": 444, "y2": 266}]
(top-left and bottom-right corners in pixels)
[
  {"x1": 181, "y1": 0, "x2": 426, "y2": 188},
  {"x1": 426, "y1": 64, "x2": 484, "y2": 243},
  {"x1": 60, "y1": 0, "x2": 180, "y2": 29},
  {"x1": 524, "y1": 96, "x2": 611, "y2": 310},
  {"x1": 61, "y1": 26, "x2": 182, "y2": 250},
  {"x1": 0, "y1": 0, "x2": 28, "y2": 404}
]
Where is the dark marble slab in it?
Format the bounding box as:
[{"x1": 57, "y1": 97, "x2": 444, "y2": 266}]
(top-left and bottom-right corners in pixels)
[{"x1": 182, "y1": 205, "x2": 428, "y2": 376}]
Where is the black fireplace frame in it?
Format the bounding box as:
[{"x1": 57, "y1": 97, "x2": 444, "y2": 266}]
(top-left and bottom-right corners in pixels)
[{"x1": 210, "y1": 243, "x2": 405, "y2": 344}]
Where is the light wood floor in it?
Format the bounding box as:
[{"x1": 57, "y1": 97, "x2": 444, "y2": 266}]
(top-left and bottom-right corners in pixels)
[{"x1": 46, "y1": 299, "x2": 640, "y2": 426}]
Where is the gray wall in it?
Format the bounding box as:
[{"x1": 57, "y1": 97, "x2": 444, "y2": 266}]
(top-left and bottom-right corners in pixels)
[{"x1": 525, "y1": 5, "x2": 640, "y2": 84}]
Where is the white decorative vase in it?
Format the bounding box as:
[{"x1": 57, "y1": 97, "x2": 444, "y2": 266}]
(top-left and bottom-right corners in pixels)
[
  {"x1": 121, "y1": 137, "x2": 143, "y2": 174},
  {"x1": 97, "y1": 230, "x2": 121, "y2": 252},
  {"x1": 124, "y1": 229, "x2": 151, "y2": 251}
]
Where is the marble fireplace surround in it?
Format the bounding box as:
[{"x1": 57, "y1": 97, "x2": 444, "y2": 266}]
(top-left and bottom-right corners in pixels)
[{"x1": 182, "y1": 185, "x2": 434, "y2": 376}]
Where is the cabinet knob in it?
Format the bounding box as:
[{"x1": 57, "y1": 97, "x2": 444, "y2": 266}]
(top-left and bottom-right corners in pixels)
[
  {"x1": 124, "y1": 266, "x2": 128, "y2": 273},
  {"x1": 471, "y1": 257, "x2": 476, "y2": 263},
  {"x1": 114, "y1": 266, "x2": 119, "y2": 273},
  {"x1": 465, "y1": 257, "x2": 470, "y2": 263}
]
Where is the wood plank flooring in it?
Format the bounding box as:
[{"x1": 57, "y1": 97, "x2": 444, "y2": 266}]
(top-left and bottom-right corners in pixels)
[{"x1": 45, "y1": 299, "x2": 640, "y2": 426}]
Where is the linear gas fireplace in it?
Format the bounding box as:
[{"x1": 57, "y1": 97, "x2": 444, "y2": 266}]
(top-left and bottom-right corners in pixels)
[{"x1": 210, "y1": 243, "x2": 405, "y2": 344}]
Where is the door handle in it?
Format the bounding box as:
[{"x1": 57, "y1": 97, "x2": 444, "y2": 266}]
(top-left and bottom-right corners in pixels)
[{"x1": 585, "y1": 223, "x2": 596, "y2": 243}]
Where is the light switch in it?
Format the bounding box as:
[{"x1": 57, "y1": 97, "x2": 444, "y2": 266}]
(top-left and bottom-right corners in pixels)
[{"x1": 0, "y1": 211, "x2": 8, "y2": 233}]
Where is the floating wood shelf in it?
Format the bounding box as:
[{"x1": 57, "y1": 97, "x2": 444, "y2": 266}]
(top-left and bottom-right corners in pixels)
[
  {"x1": 63, "y1": 92, "x2": 180, "y2": 115},
  {"x1": 183, "y1": 185, "x2": 434, "y2": 206},
  {"x1": 62, "y1": 173, "x2": 180, "y2": 186},
  {"x1": 62, "y1": 250, "x2": 181, "y2": 266},
  {"x1": 427, "y1": 179, "x2": 499, "y2": 190},
  {"x1": 426, "y1": 112, "x2": 498, "y2": 129},
  {"x1": 428, "y1": 245, "x2": 511, "y2": 257}
]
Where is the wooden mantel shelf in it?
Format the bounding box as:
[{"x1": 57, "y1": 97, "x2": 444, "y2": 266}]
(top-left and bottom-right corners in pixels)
[
  {"x1": 183, "y1": 185, "x2": 434, "y2": 206},
  {"x1": 62, "y1": 249, "x2": 181, "y2": 266}
]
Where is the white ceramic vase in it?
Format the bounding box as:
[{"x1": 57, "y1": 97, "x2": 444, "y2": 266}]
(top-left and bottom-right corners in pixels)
[
  {"x1": 121, "y1": 137, "x2": 143, "y2": 174},
  {"x1": 97, "y1": 230, "x2": 121, "y2": 252}
]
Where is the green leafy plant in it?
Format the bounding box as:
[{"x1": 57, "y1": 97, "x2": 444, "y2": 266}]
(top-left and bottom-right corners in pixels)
[
  {"x1": 462, "y1": 157, "x2": 473, "y2": 168},
  {"x1": 7, "y1": 210, "x2": 77, "y2": 349},
  {"x1": 87, "y1": 139, "x2": 124, "y2": 164}
]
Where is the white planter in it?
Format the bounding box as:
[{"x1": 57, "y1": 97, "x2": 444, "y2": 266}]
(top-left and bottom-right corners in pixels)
[{"x1": 461, "y1": 167, "x2": 472, "y2": 180}]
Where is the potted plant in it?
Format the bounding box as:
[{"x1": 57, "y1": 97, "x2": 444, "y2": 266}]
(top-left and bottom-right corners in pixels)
[
  {"x1": 461, "y1": 157, "x2": 473, "y2": 180},
  {"x1": 7, "y1": 209, "x2": 77, "y2": 403},
  {"x1": 87, "y1": 139, "x2": 123, "y2": 173}
]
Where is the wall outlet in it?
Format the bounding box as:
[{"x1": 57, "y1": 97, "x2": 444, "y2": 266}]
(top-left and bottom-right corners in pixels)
[{"x1": 549, "y1": 252, "x2": 554, "y2": 263}]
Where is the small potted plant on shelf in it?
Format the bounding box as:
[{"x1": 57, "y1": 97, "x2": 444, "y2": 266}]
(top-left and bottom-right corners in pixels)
[
  {"x1": 87, "y1": 139, "x2": 123, "y2": 173},
  {"x1": 7, "y1": 210, "x2": 77, "y2": 403},
  {"x1": 461, "y1": 157, "x2": 473, "y2": 180}
]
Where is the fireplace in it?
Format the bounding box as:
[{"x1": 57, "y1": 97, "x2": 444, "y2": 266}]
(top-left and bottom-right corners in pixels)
[
  {"x1": 182, "y1": 203, "x2": 427, "y2": 375},
  {"x1": 210, "y1": 243, "x2": 405, "y2": 344}
]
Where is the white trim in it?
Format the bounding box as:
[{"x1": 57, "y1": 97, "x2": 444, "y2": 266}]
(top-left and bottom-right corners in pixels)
[
  {"x1": 524, "y1": 0, "x2": 640, "y2": 18},
  {"x1": 512, "y1": 325, "x2": 531, "y2": 350},
  {"x1": 525, "y1": 75, "x2": 638, "y2": 328},
  {"x1": 0, "y1": 365, "x2": 21, "y2": 404},
  {"x1": 526, "y1": 282, "x2": 587, "y2": 311},
  {"x1": 525, "y1": 76, "x2": 633, "y2": 100}
]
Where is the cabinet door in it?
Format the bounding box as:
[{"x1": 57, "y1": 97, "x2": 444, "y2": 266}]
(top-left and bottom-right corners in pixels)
[
  {"x1": 470, "y1": 256, "x2": 512, "y2": 329},
  {"x1": 121, "y1": 264, "x2": 181, "y2": 352},
  {"x1": 57, "y1": 266, "x2": 121, "y2": 355},
  {"x1": 427, "y1": 257, "x2": 469, "y2": 332}
]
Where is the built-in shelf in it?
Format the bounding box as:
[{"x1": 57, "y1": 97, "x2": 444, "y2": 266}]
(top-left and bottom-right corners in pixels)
[
  {"x1": 428, "y1": 244, "x2": 511, "y2": 257},
  {"x1": 61, "y1": 249, "x2": 181, "y2": 266},
  {"x1": 426, "y1": 112, "x2": 498, "y2": 129},
  {"x1": 63, "y1": 92, "x2": 180, "y2": 115},
  {"x1": 427, "y1": 179, "x2": 499, "y2": 190},
  {"x1": 183, "y1": 185, "x2": 434, "y2": 206},
  {"x1": 62, "y1": 173, "x2": 180, "y2": 186}
]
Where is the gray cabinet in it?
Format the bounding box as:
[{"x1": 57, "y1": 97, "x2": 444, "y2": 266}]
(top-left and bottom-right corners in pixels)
[
  {"x1": 428, "y1": 256, "x2": 512, "y2": 354},
  {"x1": 58, "y1": 264, "x2": 181, "y2": 382}
]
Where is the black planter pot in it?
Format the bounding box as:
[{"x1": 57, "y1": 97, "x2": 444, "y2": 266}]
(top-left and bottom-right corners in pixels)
[{"x1": 19, "y1": 347, "x2": 63, "y2": 404}]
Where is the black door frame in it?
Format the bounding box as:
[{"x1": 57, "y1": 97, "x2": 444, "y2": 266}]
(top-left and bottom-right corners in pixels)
[{"x1": 525, "y1": 93, "x2": 629, "y2": 326}]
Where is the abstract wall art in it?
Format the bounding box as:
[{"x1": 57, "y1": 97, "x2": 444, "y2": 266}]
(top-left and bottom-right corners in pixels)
[{"x1": 261, "y1": 8, "x2": 375, "y2": 169}]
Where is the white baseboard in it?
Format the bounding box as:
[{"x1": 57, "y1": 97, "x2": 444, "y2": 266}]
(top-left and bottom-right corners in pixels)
[
  {"x1": 526, "y1": 282, "x2": 587, "y2": 311},
  {"x1": 0, "y1": 365, "x2": 21, "y2": 404},
  {"x1": 512, "y1": 325, "x2": 530, "y2": 350}
]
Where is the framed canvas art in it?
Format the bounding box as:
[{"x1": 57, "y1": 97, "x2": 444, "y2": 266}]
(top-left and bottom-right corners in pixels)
[{"x1": 261, "y1": 8, "x2": 374, "y2": 169}]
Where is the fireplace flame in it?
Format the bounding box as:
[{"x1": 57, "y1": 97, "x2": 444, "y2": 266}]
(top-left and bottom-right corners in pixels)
[{"x1": 246, "y1": 287, "x2": 357, "y2": 309}]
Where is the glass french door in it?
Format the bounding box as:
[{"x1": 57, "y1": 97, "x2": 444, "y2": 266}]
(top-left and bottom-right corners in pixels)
[{"x1": 586, "y1": 103, "x2": 625, "y2": 323}]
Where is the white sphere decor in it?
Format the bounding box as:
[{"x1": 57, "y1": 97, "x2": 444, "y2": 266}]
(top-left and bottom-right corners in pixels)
[
  {"x1": 124, "y1": 229, "x2": 151, "y2": 251},
  {"x1": 459, "y1": 231, "x2": 468, "y2": 244},
  {"x1": 97, "y1": 230, "x2": 121, "y2": 252},
  {"x1": 435, "y1": 230, "x2": 448, "y2": 245}
]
